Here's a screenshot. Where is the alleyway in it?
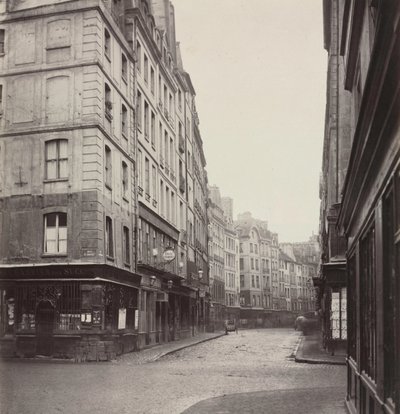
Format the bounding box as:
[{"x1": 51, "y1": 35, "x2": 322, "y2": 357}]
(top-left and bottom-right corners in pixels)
[{"x1": 0, "y1": 329, "x2": 346, "y2": 414}]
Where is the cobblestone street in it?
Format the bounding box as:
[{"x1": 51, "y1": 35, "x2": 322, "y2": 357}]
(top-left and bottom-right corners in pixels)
[{"x1": 0, "y1": 329, "x2": 346, "y2": 414}]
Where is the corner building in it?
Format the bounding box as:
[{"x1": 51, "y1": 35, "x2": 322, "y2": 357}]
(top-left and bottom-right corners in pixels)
[{"x1": 0, "y1": 0, "x2": 138, "y2": 360}]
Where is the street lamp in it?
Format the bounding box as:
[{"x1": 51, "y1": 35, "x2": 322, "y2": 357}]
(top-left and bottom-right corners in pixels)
[
  {"x1": 167, "y1": 279, "x2": 173, "y2": 289},
  {"x1": 150, "y1": 275, "x2": 156, "y2": 287},
  {"x1": 198, "y1": 270, "x2": 203, "y2": 280}
]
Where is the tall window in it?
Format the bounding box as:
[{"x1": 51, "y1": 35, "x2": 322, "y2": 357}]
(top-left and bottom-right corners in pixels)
[
  {"x1": 104, "y1": 28, "x2": 110, "y2": 59},
  {"x1": 122, "y1": 161, "x2": 128, "y2": 198},
  {"x1": 150, "y1": 111, "x2": 155, "y2": 147},
  {"x1": 152, "y1": 165, "x2": 156, "y2": 200},
  {"x1": 144, "y1": 157, "x2": 150, "y2": 196},
  {"x1": 105, "y1": 83, "x2": 112, "y2": 120},
  {"x1": 136, "y1": 41, "x2": 141, "y2": 72},
  {"x1": 178, "y1": 89, "x2": 182, "y2": 109},
  {"x1": 44, "y1": 212, "x2": 67, "y2": 254},
  {"x1": 144, "y1": 54, "x2": 148, "y2": 83},
  {"x1": 105, "y1": 145, "x2": 112, "y2": 188},
  {"x1": 121, "y1": 53, "x2": 127, "y2": 80},
  {"x1": 121, "y1": 104, "x2": 127, "y2": 136},
  {"x1": 251, "y1": 275, "x2": 255, "y2": 288},
  {"x1": 137, "y1": 149, "x2": 143, "y2": 189},
  {"x1": 137, "y1": 90, "x2": 142, "y2": 130},
  {"x1": 0, "y1": 30, "x2": 4, "y2": 54},
  {"x1": 144, "y1": 101, "x2": 149, "y2": 139},
  {"x1": 123, "y1": 226, "x2": 130, "y2": 265},
  {"x1": 150, "y1": 67, "x2": 155, "y2": 94},
  {"x1": 105, "y1": 216, "x2": 113, "y2": 258},
  {"x1": 160, "y1": 179, "x2": 164, "y2": 216},
  {"x1": 45, "y1": 139, "x2": 68, "y2": 180}
]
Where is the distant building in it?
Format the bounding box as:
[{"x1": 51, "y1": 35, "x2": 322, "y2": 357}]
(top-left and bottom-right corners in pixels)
[
  {"x1": 208, "y1": 186, "x2": 226, "y2": 329},
  {"x1": 221, "y1": 197, "x2": 240, "y2": 321}
]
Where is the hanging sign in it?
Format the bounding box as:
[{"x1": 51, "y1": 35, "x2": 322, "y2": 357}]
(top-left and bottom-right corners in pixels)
[{"x1": 162, "y1": 248, "x2": 176, "y2": 262}]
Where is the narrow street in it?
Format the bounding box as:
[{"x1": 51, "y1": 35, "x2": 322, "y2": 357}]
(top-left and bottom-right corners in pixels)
[{"x1": 0, "y1": 329, "x2": 346, "y2": 414}]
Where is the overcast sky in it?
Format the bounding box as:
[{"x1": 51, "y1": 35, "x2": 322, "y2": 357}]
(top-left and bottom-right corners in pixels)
[{"x1": 172, "y1": 0, "x2": 326, "y2": 242}]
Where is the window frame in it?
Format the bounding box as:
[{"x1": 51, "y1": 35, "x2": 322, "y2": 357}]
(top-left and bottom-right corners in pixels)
[
  {"x1": 45, "y1": 139, "x2": 68, "y2": 181},
  {"x1": 43, "y1": 212, "x2": 67, "y2": 255}
]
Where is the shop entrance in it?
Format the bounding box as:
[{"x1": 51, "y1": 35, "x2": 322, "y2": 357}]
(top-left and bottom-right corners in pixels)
[{"x1": 36, "y1": 301, "x2": 55, "y2": 356}]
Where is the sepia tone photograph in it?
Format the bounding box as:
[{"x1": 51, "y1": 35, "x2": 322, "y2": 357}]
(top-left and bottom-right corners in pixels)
[{"x1": 0, "y1": 0, "x2": 399, "y2": 413}]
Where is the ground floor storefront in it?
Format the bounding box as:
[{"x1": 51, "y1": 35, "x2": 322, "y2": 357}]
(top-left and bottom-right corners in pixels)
[{"x1": 0, "y1": 265, "x2": 141, "y2": 361}]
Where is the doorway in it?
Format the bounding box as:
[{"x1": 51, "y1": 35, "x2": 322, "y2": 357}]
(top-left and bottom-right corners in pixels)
[{"x1": 36, "y1": 301, "x2": 55, "y2": 356}]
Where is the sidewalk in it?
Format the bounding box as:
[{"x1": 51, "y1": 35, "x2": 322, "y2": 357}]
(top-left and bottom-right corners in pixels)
[
  {"x1": 295, "y1": 332, "x2": 346, "y2": 365},
  {"x1": 115, "y1": 331, "x2": 225, "y2": 365},
  {"x1": 182, "y1": 386, "x2": 347, "y2": 414}
]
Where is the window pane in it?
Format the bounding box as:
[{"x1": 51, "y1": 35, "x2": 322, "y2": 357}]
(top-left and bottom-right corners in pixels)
[
  {"x1": 46, "y1": 213, "x2": 57, "y2": 227},
  {"x1": 59, "y1": 159, "x2": 68, "y2": 178},
  {"x1": 59, "y1": 140, "x2": 68, "y2": 158},
  {"x1": 58, "y1": 213, "x2": 67, "y2": 227},
  {"x1": 46, "y1": 240, "x2": 57, "y2": 253},
  {"x1": 58, "y1": 239, "x2": 67, "y2": 254},
  {"x1": 58, "y1": 226, "x2": 67, "y2": 241},
  {"x1": 46, "y1": 141, "x2": 57, "y2": 160},
  {"x1": 47, "y1": 160, "x2": 57, "y2": 179}
]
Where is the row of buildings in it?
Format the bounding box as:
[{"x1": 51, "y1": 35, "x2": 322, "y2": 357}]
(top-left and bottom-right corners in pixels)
[
  {"x1": 318, "y1": 0, "x2": 399, "y2": 413},
  {"x1": 0, "y1": 0, "x2": 317, "y2": 362}
]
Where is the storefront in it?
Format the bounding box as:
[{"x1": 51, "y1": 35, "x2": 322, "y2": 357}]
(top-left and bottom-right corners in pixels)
[
  {"x1": 0, "y1": 264, "x2": 141, "y2": 360},
  {"x1": 319, "y1": 261, "x2": 347, "y2": 355}
]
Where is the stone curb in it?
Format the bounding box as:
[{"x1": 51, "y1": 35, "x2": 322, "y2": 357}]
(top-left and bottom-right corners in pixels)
[
  {"x1": 294, "y1": 336, "x2": 346, "y2": 366},
  {"x1": 1, "y1": 333, "x2": 226, "y2": 365},
  {"x1": 150, "y1": 332, "x2": 226, "y2": 362}
]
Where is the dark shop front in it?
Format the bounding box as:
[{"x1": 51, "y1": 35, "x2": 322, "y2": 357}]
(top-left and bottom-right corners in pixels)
[{"x1": 0, "y1": 264, "x2": 141, "y2": 361}]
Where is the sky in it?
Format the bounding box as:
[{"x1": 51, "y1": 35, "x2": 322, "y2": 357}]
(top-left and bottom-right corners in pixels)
[{"x1": 172, "y1": 0, "x2": 327, "y2": 242}]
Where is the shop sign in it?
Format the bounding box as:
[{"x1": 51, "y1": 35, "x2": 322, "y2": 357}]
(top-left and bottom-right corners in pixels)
[
  {"x1": 118, "y1": 308, "x2": 126, "y2": 330},
  {"x1": 134, "y1": 309, "x2": 139, "y2": 330},
  {"x1": 92, "y1": 310, "x2": 101, "y2": 325},
  {"x1": 162, "y1": 248, "x2": 175, "y2": 262}
]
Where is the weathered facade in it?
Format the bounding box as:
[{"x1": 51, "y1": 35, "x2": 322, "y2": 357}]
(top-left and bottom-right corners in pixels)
[
  {"x1": 321, "y1": 1, "x2": 400, "y2": 413},
  {"x1": 0, "y1": 0, "x2": 210, "y2": 359},
  {"x1": 0, "y1": 0, "x2": 139, "y2": 360}
]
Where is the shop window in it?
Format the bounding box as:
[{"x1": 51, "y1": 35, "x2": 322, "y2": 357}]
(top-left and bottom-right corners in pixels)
[
  {"x1": 360, "y1": 225, "x2": 376, "y2": 380},
  {"x1": 44, "y1": 212, "x2": 67, "y2": 254},
  {"x1": 1, "y1": 289, "x2": 15, "y2": 335},
  {"x1": 45, "y1": 139, "x2": 68, "y2": 180},
  {"x1": 105, "y1": 216, "x2": 114, "y2": 258}
]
